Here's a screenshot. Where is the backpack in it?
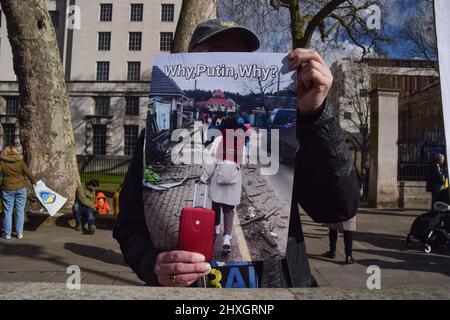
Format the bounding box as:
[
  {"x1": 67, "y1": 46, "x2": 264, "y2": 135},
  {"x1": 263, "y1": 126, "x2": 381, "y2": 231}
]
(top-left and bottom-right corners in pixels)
[{"x1": 216, "y1": 161, "x2": 240, "y2": 185}]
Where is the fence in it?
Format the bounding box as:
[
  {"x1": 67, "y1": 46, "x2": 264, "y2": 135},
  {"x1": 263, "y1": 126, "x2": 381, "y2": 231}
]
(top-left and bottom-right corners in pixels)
[
  {"x1": 77, "y1": 155, "x2": 132, "y2": 185},
  {"x1": 398, "y1": 163, "x2": 429, "y2": 181},
  {"x1": 398, "y1": 128, "x2": 445, "y2": 181}
]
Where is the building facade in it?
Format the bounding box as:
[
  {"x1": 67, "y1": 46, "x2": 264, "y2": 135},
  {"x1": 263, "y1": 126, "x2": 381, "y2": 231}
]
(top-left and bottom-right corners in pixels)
[
  {"x1": 330, "y1": 58, "x2": 440, "y2": 170},
  {"x1": 0, "y1": 0, "x2": 182, "y2": 155}
]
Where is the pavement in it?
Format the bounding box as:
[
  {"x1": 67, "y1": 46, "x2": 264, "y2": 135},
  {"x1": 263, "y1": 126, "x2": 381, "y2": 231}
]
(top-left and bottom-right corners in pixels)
[
  {"x1": 1, "y1": 196, "x2": 449, "y2": 291},
  {"x1": 0, "y1": 126, "x2": 449, "y2": 294},
  {"x1": 1, "y1": 281, "x2": 450, "y2": 300},
  {"x1": 0, "y1": 217, "x2": 144, "y2": 286},
  {"x1": 267, "y1": 163, "x2": 450, "y2": 289}
]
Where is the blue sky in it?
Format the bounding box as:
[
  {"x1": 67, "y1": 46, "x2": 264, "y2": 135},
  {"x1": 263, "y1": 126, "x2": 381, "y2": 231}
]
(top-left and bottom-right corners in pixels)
[{"x1": 219, "y1": 0, "x2": 435, "y2": 63}]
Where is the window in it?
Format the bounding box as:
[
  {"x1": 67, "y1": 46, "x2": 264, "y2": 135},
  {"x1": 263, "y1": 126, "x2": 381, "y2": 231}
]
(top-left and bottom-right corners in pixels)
[
  {"x1": 161, "y1": 4, "x2": 175, "y2": 22},
  {"x1": 124, "y1": 125, "x2": 139, "y2": 156},
  {"x1": 5, "y1": 96, "x2": 19, "y2": 116},
  {"x1": 96, "y1": 61, "x2": 110, "y2": 81},
  {"x1": 3, "y1": 124, "x2": 15, "y2": 147},
  {"x1": 129, "y1": 32, "x2": 142, "y2": 51},
  {"x1": 160, "y1": 32, "x2": 173, "y2": 51},
  {"x1": 344, "y1": 112, "x2": 352, "y2": 120},
  {"x1": 98, "y1": 32, "x2": 111, "y2": 51},
  {"x1": 125, "y1": 97, "x2": 140, "y2": 116},
  {"x1": 95, "y1": 96, "x2": 110, "y2": 116},
  {"x1": 100, "y1": 3, "x2": 113, "y2": 22},
  {"x1": 92, "y1": 124, "x2": 107, "y2": 155},
  {"x1": 49, "y1": 10, "x2": 59, "y2": 28},
  {"x1": 127, "y1": 62, "x2": 141, "y2": 81},
  {"x1": 131, "y1": 4, "x2": 143, "y2": 22}
]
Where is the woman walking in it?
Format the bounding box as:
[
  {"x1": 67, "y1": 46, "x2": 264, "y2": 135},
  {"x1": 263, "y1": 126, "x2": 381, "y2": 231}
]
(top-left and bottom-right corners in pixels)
[
  {"x1": 200, "y1": 116, "x2": 246, "y2": 254},
  {"x1": 0, "y1": 146, "x2": 36, "y2": 240}
]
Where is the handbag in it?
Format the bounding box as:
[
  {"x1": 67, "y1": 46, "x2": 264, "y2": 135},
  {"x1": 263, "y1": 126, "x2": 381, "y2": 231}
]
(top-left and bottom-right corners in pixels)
[{"x1": 216, "y1": 160, "x2": 240, "y2": 185}]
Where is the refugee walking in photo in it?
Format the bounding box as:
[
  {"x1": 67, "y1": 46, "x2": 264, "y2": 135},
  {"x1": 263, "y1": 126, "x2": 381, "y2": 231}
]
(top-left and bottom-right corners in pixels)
[
  {"x1": 426, "y1": 153, "x2": 449, "y2": 210},
  {"x1": 114, "y1": 18, "x2": 359, "y2": 288},
  {"x1": 0, "y1": 146, "x2": 37, "y2": 240},
  {"x1": 200, "y1": 116, "x2": 246, "y2": 254},
  {"x1": 73, "y1": 179, "x2": 99, "y2": 234}
]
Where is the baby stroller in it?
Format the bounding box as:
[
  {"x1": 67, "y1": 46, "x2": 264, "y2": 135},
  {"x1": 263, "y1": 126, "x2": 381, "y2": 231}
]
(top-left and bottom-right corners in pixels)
[{"x1": 406, "y1": 202, "x2": 450, "y2": 253}]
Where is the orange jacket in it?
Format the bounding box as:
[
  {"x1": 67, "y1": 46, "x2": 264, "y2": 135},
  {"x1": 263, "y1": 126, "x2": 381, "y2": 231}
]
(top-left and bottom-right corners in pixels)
[{"x1": 95, "y1": 192, "x2": 111, "y2": 215}]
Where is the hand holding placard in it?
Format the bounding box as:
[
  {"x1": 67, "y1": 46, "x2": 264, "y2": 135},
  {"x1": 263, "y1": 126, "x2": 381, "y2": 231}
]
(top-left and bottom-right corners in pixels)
[{"x1": 287, "y1": 48, "x2": 333, "y2": 114}]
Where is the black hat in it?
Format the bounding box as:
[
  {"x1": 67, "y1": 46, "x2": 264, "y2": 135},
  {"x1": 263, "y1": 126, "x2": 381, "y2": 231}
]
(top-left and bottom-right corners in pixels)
[{"x1": 188, "y1": 18, "x2": 260, "y2": 52}]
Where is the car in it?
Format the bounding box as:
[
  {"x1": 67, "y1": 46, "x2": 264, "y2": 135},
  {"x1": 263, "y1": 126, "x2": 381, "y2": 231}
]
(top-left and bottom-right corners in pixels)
[{"x1": 265, "y1": 109, "x2": 297, "y2": 161}]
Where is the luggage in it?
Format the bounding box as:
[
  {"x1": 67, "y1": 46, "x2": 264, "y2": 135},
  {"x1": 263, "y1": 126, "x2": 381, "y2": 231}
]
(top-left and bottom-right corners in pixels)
[{"x1": 178, "y1": 182, "x2": 215, "y2": 261}]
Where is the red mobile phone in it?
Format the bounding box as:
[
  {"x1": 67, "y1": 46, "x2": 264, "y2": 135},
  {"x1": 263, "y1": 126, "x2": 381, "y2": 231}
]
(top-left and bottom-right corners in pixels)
[{"x1": 178, "y1": 207, "x2": 215, "y2": 261}]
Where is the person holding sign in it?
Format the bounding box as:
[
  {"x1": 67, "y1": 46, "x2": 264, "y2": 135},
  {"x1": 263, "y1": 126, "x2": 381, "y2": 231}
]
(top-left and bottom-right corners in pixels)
[
  {"x1": 0, "y1": 146, "x2": 37, "y2": 240},
  {"x1": 114, "y1": 19, "x2": 359, "y2": 287}
]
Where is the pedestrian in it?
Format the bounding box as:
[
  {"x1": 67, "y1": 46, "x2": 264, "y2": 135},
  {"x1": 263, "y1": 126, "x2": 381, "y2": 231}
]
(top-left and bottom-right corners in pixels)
[
  {"x1": 73, "y1": 179, "x2": 99, "y2": 234},
  {"x1": 200, "y1": 116, "x2": 245, "y2": 254},
  {"x1": 113, "y1": 184, "x2": 122, "y2": 218},
  {"x1": 426, "y1": 153, "x2": 447, "y2": 210},
  {"x1": 114, "y1": 18, "x2": 359, "y2": 288},
  {"x1": 0, "y1": 146, "x2": 37, "y2": 240},
  {"x1": 94, "y1": 192, "x2": 112, "y2": 215},
  {"x1": 323, "y1": 217, "x2": 357, "y2": 264}
]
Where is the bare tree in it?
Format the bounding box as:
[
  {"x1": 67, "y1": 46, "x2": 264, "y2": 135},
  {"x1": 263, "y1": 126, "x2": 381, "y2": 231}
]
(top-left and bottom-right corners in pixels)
[
  {"x1": 0, "y1": 0, "x2": 80, "y2": 207},
  {"x1": 172, "y1": 0, "x2": 218, "y2": 53},
  {"x1": 241, "y1": 62, "x2": 291, "y2": 113},
  {"x1": 219, "y1": 0, "x2": 391, "y2": 52},
  {"x1": 331, "y1": 61, "x2": 371, "y2": 173},
  {"x1": 399, "y1": 0, "x2": 438, "y2": 70}
]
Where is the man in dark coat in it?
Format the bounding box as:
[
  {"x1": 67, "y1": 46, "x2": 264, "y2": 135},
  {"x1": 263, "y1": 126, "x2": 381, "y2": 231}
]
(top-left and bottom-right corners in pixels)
[
  {"x1": 427, "y1": 153, "x2": 448, "y2": 209},
  {"x1": 113, "y1": 19, "x2": 360, "y2": 288}
]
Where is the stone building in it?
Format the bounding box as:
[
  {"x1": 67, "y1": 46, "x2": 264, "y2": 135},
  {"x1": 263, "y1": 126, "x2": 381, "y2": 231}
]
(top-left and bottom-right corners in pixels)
[
  {"x1": 330, "y1": 58, "x2": 440, "y2": 170},
  {"x1": 0, "y1": 0, "x2": 182, "y2": 155}
]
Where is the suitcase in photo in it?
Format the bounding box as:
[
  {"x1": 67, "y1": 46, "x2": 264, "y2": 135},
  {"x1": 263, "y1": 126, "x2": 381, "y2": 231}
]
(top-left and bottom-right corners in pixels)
[{"x1": 178, "y1": 182, "x2": 215, "y2": 261}]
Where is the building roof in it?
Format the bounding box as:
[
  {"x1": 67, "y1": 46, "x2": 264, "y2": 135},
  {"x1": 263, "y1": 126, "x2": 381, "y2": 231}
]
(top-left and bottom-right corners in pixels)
[
  {"x1": 195, "y1": 89, "x2": 233, "y2": 109},
  {"x1": 149, "y1": 66, "x2": 187, "y2": 98}
]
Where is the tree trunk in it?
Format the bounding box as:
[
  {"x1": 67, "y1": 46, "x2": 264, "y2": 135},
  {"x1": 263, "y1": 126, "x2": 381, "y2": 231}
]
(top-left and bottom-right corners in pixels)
[
  {"x1": 287, "y1": 0, "x2": 306, "y2": 49},
  {"x1": 172, "y1": 0, "x2": 217, "y2": 53},
  {"x1": 0, "y1": 0, "x2": 80, "y2": 208}
]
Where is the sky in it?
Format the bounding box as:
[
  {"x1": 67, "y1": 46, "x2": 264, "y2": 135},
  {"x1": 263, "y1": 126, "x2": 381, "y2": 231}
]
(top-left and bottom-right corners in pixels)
[{"x1": 218, "y1": 0, "x2": 435, "y2": 65}]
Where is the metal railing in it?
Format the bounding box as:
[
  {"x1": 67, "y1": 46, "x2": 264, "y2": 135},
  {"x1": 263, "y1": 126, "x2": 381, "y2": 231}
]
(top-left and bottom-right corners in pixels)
[
  {"x1": 77, "y1": 155, "x2": 132, "y2": 184},
  {"x1": 398, "y1": 163, "x2": 429, "y2": 181}
]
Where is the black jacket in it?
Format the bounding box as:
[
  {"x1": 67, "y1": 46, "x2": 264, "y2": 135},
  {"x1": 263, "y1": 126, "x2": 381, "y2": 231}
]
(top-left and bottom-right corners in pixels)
[
  {"x1": 113, "y1": 101, "x2": 360, "y2": 287},
  {"x1": 426, "y1": 162, "x2": 446, "y2": 194}
]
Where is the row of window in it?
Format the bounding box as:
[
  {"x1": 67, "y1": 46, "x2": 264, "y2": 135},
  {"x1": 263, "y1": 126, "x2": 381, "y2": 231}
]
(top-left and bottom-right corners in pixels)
[
  {"x1": 92, "y1": 124, "x2": 138, "y2": 156},
  {"x1": 99, "y1": 3, "x2": 174, "y2": 23},
  {"x1": 1, "y1": 122, "x2": 138, "y2": 156},
  {"x1": 95, "y1": 96, "x2": 140, "y2": 116},
  {"x1": 45, "y1": 4, "x2": 174, "y2": 29},
  {"x1": 96, "y1": 61, "x2": 141, "y2": 81},
  {"x1": 98, "y1": 31, "x2": 173, "y2": 52},
  {"x1": 2, "y1": 96, "x2": 140, "y2": 116}
]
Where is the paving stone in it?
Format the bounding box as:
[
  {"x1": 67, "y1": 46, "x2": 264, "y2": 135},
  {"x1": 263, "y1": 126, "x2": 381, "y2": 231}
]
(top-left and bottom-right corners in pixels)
[{"x1": 83, "y1": 272, "x2": 119, "y2": 285}]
